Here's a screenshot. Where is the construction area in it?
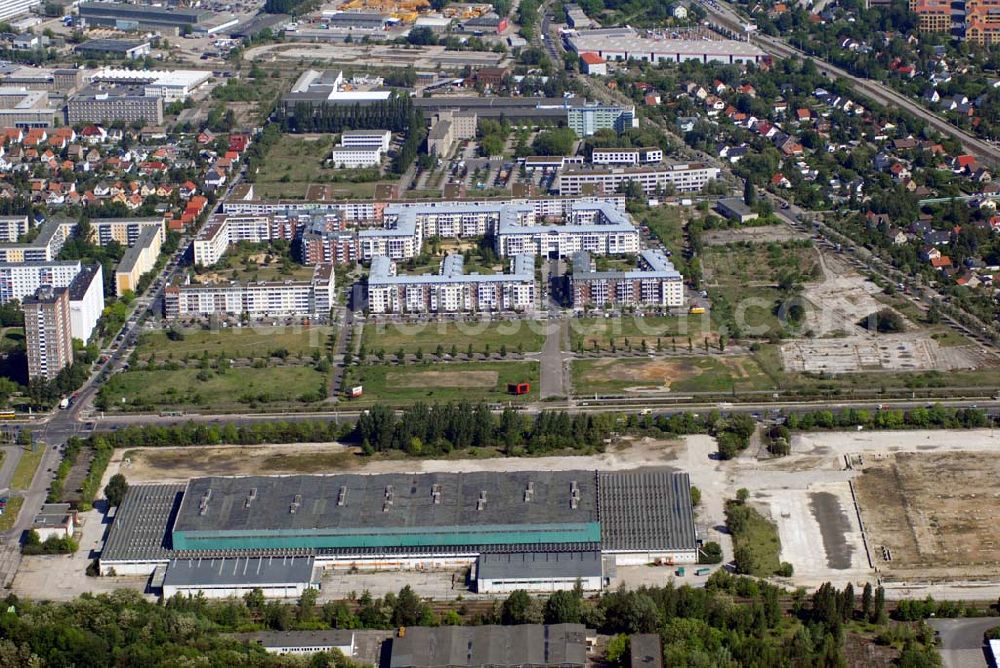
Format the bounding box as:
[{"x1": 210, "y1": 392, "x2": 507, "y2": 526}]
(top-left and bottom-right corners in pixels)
[
  {"x1": 780, "y1": 335, "x2": 980, "y2": 373},
  {"x1": 854, "y1": 450, "x2": 1000, "y2": 584}
]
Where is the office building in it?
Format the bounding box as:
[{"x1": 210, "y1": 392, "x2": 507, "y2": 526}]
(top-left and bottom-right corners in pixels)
[
  {"x1": 365, "y1": 253, "x2": 535, "y2": 314},
  {"x1": 567, "y1": 29, "x2": 768, "y2": 64},
  {"x1": 115, "y1": 226, "x2": 161, "y2": 296},
  {"x1": 0, "y1": 87, "x2": 58, "y2": 128},
  {"x1": 1, "y1": 67, "x2": 83, "y2": 94},
  {"x1": 163, "y1": 264, "x2": 336, "y2": 318},
  {"x1": 592, "y1": 147, "x2": 663, "y2": 165},
  {"x1": 329, "y1": 145, "x2": 382, "y2": 168},
  {"x1": 68, "y1": 263, "x2": 104, "y2": 343},
  {"x1": 571, "y1": 249, "x2": 684, "y2": 309},
  {"x1": 0, "y1": 0, "x2": 41, "y2": 22},
  {"x1": 67, "y1": 89, "x2": 164, "y2": 125},
  {"x1": 556, "y1": 163, "x2": 721, "y2": 195},
  {"x1": 0, "y1": 260, "x2": 81, "y2": 304},
  {"x1": 24, "y1": 285, "x2": 73, "y2": 381},
  {"x1": 75, "y1": 39, "x2": 152, "y2": 59},
  {"x1": 567, "y1": 104, "x2": 638, "y2": 136},
  {"x1": 339, "y1": 129, "x2": 392, "y2": 151}
]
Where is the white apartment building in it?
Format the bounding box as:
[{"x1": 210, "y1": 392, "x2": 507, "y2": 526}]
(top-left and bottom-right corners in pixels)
[
  {"x1": 0, "y1": 261, "x2": 81, "y2": 304},
  {"x1": 330, "y1": 146, "x2": 383, "y2": 168},
  {"x1": 193, "y1": 214, "x2": 301, "y2": 267},
  {"x1": 571, "y1": 249, "x2": 683, "y2": 309},
  {"x1": 67, "y1": 263, "x2": 105, "y2": 343},
  {"x1": 591, "y1": 147, "x2": 663, "y2": 165},
  {"x1": 164, "y1": 264, "x2": 336, "y2": 318},
  {"x1": 556, "y1": 163, "x2": 721, "y2": 196},
  {"x1": 340, "y1": 130, "x2": 391, "y2": 152},
  {"x1": 0, "y1": 215, "x2": 29, "y2": 243},
  {"x1": 495, "y1": 202, "x2": 640, "y2": 258},
  {"x1": 365, "y1": 254, "x2": 535, "y2": 314}
]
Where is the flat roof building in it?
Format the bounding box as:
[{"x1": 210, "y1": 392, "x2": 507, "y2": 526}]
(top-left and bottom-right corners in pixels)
[
  {"x1": 571, "y1": 248, "x2": 684, "y2": 309},
  {"x1": 0, "y1": 87, "x2": 58, "y2": 128},
  {"x1": 78, "y1": 2, "x2": 210, "y2": 33},
  {"x1": 31, "y1": 503, "x2": 76, "y2": 541},
  {"x1": 75, "y1": 39, "x2": 152, "y2": 59},
  {"x1": 89, "y1": 67, "x2": 211, "y2": 102},
  {"x1": 567, "y1": 30, "x2": 768, "y2": 65},
  {"x1": 475, "y1": 550, "x2": 604, "y2": 593},
  {"x1": 67, "y1": 88, "x2": 164, "y2": 125},
  {"x1": 715, "y1": 197, "x2": 759, "y2": 222},
  {"x1": 68, "y1": 263, "x2": 105, "y2": 343},
  {"x1": 24, "y1": 285, "x2": 73, "y2": 381},
  {"x1": 115, "y1": 225, "x2": 161, "y2": 296},
  {"x1": 282, "y1": 69, "x2": 392, "y2": 112},
  {"x1": 234, "y1": 631, "x2": 355, "y2": 657},
  {"x1": 162, "y1": 556, "x2": 318, "y2": 599},
  {"x1": 556, "y1": 163, "x2": 721, "y2": 196},
  {"x1": 0, "y1": 260, "x2": 81, "y2": 304},
  {"x1": 388, "y1": 624, "x2": 594, "y2": 668}
]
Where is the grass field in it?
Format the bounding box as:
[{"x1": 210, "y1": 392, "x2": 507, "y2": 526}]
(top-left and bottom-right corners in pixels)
[
  {"x1": 570, "y1": 316, "x2": 715, "y2": 351},
  {"x1": 343, "y1": 361, "x2": 539, "y2": 403},
  {"x1": 99, "y1": 366, "x2": 330, "y2": 411},
  {"x1": 875, "y1": 292, "x2": 974, "y2": 347},
  {"x1": 571, "y1": 355, "x2": 775, "y2": 395},
  {"x1": 637, "y1": 206, "x2": 685, "y2": 256},
  {"x1": 0, "y1": 327, "x2": 24, "y2": 353},
  {"x1": 727, "y1": 500, "x2": 783, "y2": 577},
  {"x1": 703, "y1": 241, "x2": 820, "y2": 286},
  {"x1": 253, "y1": 135, "x2": 393, "y2": 200},
  {"x1": 137, "y1": 326, "x2": 334, "y2": 361},
  {"x1": 361, "y1": 321, "x2": 547, "y2": 355},
  {"x1": 11, "y1": 447, "x2": 43, "y2": 489},
  {"x1": 0, "y1": 496, "x2": 22, "y2": 531},
  {"x1": 710, "y1": 286, "x2": 791, "y2": 339}
]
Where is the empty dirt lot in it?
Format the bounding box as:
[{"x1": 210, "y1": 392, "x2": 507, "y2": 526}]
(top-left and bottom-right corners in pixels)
[
  {"x1": 855, "y1": 451, "x2": 1000, "y2": 582},
  {"x1": 781, "y1": 335, "x2": 980, "y2": 373}
]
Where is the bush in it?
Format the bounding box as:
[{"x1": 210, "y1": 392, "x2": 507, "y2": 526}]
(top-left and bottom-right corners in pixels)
[
  {"x1": 777, "y1": 562, "x2": 794, "y2": 577},
  {"x1": 22, "y1": 530, "x2": 77, "y2": 555},
  {"x1": 700, "y1": 541, "x2": 723, "y2": 564}
]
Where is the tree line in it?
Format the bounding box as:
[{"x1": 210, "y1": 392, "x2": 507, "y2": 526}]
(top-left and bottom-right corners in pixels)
[
  {"x1": 354, "y1": 402, "x2": 613, "y2": 456},
  {"x1": 279, "y1": 96, "x2": 415, "y2": 134},
  {"x1": 0, "y1": 572, "x2": 953, "y2": 667}
]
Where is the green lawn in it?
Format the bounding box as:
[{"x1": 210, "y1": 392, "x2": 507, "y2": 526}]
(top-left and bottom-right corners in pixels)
[
  {"x1": 703, "y1": 242, "x2": 820, "y2": 286},
  {"x1": 710, "y1": 286, "x2": 791, "y2": 339},
  {"x1": 98, "y1": 366, "x2": 330, "y2": 412},
  {"x1": 0, "y1": 496, "x2": 23, "y2": 531},
  {"x1": 11, "y1": 447, "x2": 43, "y2": 490},
  {"x1": 361, "y1": 321, "x2": 547, "y2": 356},
  {"x1": 569, "y1": 316, "x2": 715, "y2": 351},
  {"x1": 0, "y1": 327, "x2": 24, "y2": 353},
  {"x1": 726, "y1": 500, "x2": 783, "y2": 577},
  {"x1": 252, "y1": 135, "x2": 393, "y2": 200},
  {"x1": 637, "y1": 206, "x2": 685, "y2": 256},
  {"x1": 571, "y1": 355, "x2": 775, "y2": 395},
  {"x1": 342, "y1": 361, "x2": 539, "y2": 404},
  {"x1": 137, "y1": 326, "x2": 335, "y2": 361}
]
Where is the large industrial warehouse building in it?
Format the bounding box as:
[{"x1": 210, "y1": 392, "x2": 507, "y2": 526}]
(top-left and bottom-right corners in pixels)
[{"x1": 101, "y1": 469, "x2": 698, "y2": 597}]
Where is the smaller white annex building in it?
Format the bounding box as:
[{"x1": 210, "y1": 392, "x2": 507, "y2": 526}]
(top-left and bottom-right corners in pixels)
[{"x1": 475, "y1": 551, "x2": 605, "y2": 593}]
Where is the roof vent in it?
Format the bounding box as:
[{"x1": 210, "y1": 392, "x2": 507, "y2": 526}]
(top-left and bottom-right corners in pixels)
[
  {"x1": 337, "y1": 486, "x2": 348, "y2": 507},
  {"x1": 524, "y1": 481, "x2": 534, "y2": 503},
  {"x1": 432, "y1": 483, "x2": 441, "y2": 505},
  {"x1": 477, "y1": 490, "x2": 487, "y2": 511},
  {"x1": 290, "y1": 494, "x2": 302, "y2": 514},
  {"x1": 244, "y1": 487, "x2": 257, "y2": 509}
]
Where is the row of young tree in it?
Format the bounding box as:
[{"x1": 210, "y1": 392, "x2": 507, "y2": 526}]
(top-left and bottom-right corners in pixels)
[
  {"x1": 785, "y1": 406, "x2": 990, "y2": 431},
  {"x1": 353, "y1": 402, "x2": 614, "y2": 455}
]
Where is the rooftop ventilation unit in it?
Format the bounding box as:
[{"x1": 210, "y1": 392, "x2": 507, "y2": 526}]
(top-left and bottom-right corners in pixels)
[
  {"x1": 337, "y1": 486, "x2": 348, "y2": 507},
  {"x1": 244, "y1": 487, "x2": 257, "y2": 509},
  {"x1": 198, "y1": 488, "x2": 212, "y2": 516},
  {"x1": 290, "y1": 494, "x2": 302, "y2": 514}
]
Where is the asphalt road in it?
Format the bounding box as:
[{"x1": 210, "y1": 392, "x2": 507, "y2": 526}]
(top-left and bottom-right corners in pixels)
[{"x1": 929, "y1": 617, "x2": 1000, "y2": 668}]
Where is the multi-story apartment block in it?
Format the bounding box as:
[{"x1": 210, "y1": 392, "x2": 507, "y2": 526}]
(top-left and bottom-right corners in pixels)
[
  {"x1": 193, "y1": 213, "x2": 300, "y2": 267},
  {"x1": 340, "y1": 130, "x2": 392, "y2": 152},
  {"x1": 164, "y1": 264, "x2": 336, "y2": 319},
  {"x1": 556, "y1": 163, "x2": 721, "y2": 196},
  {"x1": 115, "y1": 226, "x2": 162, "y2": 296},
  {"x1": 90, "y1": 217, "x2": 165, "y2": 247},
  {"x1": 0, "y1": 215, "x2": 29, "y2": 243},
  {"x1": 909, "y1": 0, "x2": 955, "y2": 32},
  {"x1": 23, "y1": 285, "x2": 73, "y2": 382},
  {"x1": 567, "y1": 104, "x2": 638, "y2": 137},
  {"x1": 365, "y1": 254, "x2": 535, "y2": 314},
  {"x1": 67, "y1": 90, "x2": 164, "y2": 126},
  {"x1": 300, "y1": 219, "x2": 359, "y2": 266},
  {"x1": 67, "y1": 264, "x2": 105, "y2": 344},
  {"x1": 965, "y1": 0, "x2": 1000, "y2": 43},
  {"x1": 0, "y1": 218, "x2": 75, "y2": 263},
  {"x1": 0, "y1": 261, "x2": 81, "y2": 304},
  {"x1": 329, "y1": 146, "x2": 383, "y2": 168},
  {"x1": 571, "y1": 249, "x2": 684, "y2": 309},
  {"x1": 495, "y1": 202, "x2": 641, "y2": 258}
]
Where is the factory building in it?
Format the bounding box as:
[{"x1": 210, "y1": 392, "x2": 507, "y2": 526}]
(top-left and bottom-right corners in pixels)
[
  {"x1": 0, "y1": 87, "x2": 58, "y2": 128},
  {"x1": 474, "y1": 551, "x2": 604, "y2": 593},
  {"x1": 75, "y1": 39, "x2": 152, "y2": 60},
  {"x1": 1, "y1": 67, "x2": 83, "y2": 94},
  {"x1": 388, "y1": 625, "x2": 594, "y2": 668},
  {"x1": 281, "y1": 69, "x2": 392, "y2": 113},
  {"x1": 556, "y1": 163, "x2": 721, "y2": 195},
  {"x1": 571, "y1": 249, "x2": 684, "y2": 309},
  {"x1": 365, "y1": 253, "x2": 536, "y2": 314},
  {"x1": 78, "y1": 2, "x2": 210, "y2": 34},
  {"x1": 89, "y1": 67, "x2": 211, "y2": 102},
  {"x1": 567, "y1": 30, "x2": 768, "y2": 65},
  {"x1": 0, "y1": 0, "x2": 39, "y2": 21},
  {"x1": 99, "y1": 469, "x2": 699, "y2": 593},
  {"x1": 162, "y1": 556, "x2": 319, "y2": 599},
  {"x1": 163, "y1": 264, "x2": 336, "y2": 319}
]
